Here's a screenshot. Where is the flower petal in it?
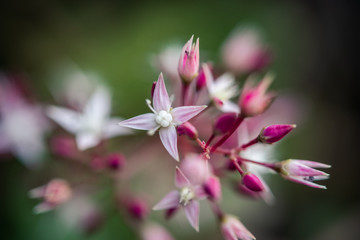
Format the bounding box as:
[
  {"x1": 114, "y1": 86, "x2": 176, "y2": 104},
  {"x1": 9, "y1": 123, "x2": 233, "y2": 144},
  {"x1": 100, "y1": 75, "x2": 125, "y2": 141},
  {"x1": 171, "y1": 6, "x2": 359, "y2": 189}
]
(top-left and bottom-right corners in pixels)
[
  {"x1": 171, "y1": 105, "x2": 207, "y2": 125},
  {"x1": 159, "y1": 126, "x2": 179, "y2": 161},
  {"x1": 285, "y1": 162, "x2": 329, "y2": 177},
  {"x1": 184, "y1": 200, "x2": 200, "y2": 232},
  {"x1": 83, "y1": 86, "x2": 111, "y2": 121},
  {"x1": 103, "y1": 117, "x2": 132, "y2": 139},
  {"x1": 175, "y1": 167, "x2": 191, "y2": 188},
  {"x1": 118, "y1": 113, "x2": 157, "y2": 130},
  {"x1": 153, "y1": 73, "x2": 171, "y2": 112},
  {"x1": 46, "y1": 106, "x2": 81, "y2": 133},
  {"x1": 285, "y1": 176, "x2": 327, "y2": 189},
  {"x1": 293, "y1": 160, "x2": 331, "y2": 169},
  {"x1": 152, "y1": 190, "x2": 180, "y2": 210},
  {"x1": 76, "y1": 132, "x2": 100, "y2": 150}
]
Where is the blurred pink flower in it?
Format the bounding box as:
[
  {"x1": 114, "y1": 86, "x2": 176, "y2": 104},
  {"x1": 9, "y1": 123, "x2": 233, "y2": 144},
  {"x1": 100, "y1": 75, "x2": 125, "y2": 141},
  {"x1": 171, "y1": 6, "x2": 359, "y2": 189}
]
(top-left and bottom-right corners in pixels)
[
  {"x1": 141, "y1": 223, "x2": 174, "y2": 240},
  {"x1": 221, "y1": 214, "x2": 255, "y2": 240}
]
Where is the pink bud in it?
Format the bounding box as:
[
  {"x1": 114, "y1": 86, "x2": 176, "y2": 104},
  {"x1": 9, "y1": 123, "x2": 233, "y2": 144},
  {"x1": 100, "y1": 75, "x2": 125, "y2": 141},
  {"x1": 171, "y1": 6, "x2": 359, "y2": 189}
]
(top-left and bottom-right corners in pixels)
[
  {"x1": 106, "y1": 153, "x2": 126, "y2": 170},
  {"x1": 177, "y1": 122, "x2": 198, "y2": 140},
  {"x1": 239, "y1": 74, "x2": 275, "y2": 117},
  {"x1": 51, "y1": 135, "x2": 78, "y2": 158},
  {"x1": 242, "y1": 173, "x2": 264, "y2": 192},
  {"x1": 221, "y1": 214, "x2": 255, "y2": 240},
  {"x1": 236, "y1": 181, "x2": 261, "y2": 199},
  {"x1": 203, "y1": 176, "x2": 221, "y2": 201},
  {"x1": 196, "y1": 64, "x2": 212, "y2": 91},
  {"x1": 258, "y1": 124, "x2": 296, "y2": 144},
  {"x1": 127, "y1": 198, "x2": 149, "y2": 221},
  {"x1": 214, "y1": 112, "x2": 237, "y2": 135},
  {"x1": 178, "y1": 35, "x2": 200, "y2": 83}
]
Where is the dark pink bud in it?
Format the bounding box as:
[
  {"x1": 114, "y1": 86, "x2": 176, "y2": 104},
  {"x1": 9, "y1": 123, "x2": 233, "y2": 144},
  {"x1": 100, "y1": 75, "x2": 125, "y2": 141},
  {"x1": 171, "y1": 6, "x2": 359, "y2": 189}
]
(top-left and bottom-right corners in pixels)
[
  {"x1": 258, "y1": 124, "x2": 296, "y2": 144},
  {"x1": 165, "y1": 207, "x2": 178, "y2": 220},
  {"x1": 196, "y1": 64, "x2": 212, "y2": 91},
  {"x1": 214, "y1": 112, "x2": 237, "y2": 135},
  {"x1": 177, "y1": 122, "x2": 198, "y2": 140},
  {"x1": 127, "y1": 198, "x2": 149, "y2": 221},
  {"x1": 51, "y1": 135, "x2": 77, "y2": 158},
  {"x1": 203, "y1": 176, "x2": 221, "y2": 201},
  {"x1": 151, "y1": 81, "x2": 156, "y2": 99},
  {"x1": 106, "y1": 153, "x2": 126, "y2": 170},
  {"x1": 242, "y1": 173, "x2": 264, "y2": 192}
]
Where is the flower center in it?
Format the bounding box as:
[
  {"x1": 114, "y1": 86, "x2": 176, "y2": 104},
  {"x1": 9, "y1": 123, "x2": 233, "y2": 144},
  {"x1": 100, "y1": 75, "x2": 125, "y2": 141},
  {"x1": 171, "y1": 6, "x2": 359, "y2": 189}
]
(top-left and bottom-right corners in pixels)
[
  {"x1": 179, "y1": 187, "x2": 195, "y2": 206},
  {"x1": 155, "y1": 110, "x2": 173, "y2": 128}
]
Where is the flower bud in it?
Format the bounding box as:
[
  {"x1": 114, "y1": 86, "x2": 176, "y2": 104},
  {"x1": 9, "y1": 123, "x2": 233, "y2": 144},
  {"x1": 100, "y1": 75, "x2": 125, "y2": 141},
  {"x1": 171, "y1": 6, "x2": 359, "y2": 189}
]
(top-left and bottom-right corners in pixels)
[
  {"x1": 258, "y1": 124, "x2": 296, "y2": 144},
  {"x1": 51, "y1": 135, "x2": 77, "y2": 158},
  {"x1": 214, "y1": 112, "x2": 237, "y2": 135},
  {"x1": 177, "y1": 122, "x2": 198, "y2": 140},
  {"x1": 242, "y1": 172, "x2": 265, "y2": 192},
  {"x1": 106, "y1": 153, "x2": 126, "y2": 170},
  {"x1": 203, "y1": 176, "x2": 221, "y2": 201},
  {"x1": 239, "y1": 74, "x2": 275, "y2": 117},
  {"x1": 127, "y1": 198, "x2": 149, "y2": 221},
  {"x1": 221, "y1": 214, "x2": 255, "y2": 240},
  {"x1": 196, "y1": 64, "x2": 212, "y2": 91},
  {"x1": 178, "y1": 35, "x2": 200, "y2": 83}
]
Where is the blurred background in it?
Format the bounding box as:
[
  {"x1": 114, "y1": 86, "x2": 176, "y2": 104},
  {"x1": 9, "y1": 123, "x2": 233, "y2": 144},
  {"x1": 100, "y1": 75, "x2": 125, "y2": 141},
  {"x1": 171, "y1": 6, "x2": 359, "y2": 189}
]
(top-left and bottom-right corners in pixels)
[{"x1": 0, "y1": 0, "x2": 359, "y2": 239}]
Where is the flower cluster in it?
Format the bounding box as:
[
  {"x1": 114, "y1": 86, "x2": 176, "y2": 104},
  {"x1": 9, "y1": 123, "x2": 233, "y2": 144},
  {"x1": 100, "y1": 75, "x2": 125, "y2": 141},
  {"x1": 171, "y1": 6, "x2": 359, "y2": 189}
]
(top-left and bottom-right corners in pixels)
[{"x1": 0, "y1": 29, "x2": 330, "y2": 240}]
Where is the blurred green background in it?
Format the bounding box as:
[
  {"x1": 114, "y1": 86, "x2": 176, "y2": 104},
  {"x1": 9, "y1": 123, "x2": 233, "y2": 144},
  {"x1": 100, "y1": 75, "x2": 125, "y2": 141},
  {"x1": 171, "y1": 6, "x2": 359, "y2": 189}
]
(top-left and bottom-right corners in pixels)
[{"x1": 1, "y1": 0, "x2": 359, "y2": 239}]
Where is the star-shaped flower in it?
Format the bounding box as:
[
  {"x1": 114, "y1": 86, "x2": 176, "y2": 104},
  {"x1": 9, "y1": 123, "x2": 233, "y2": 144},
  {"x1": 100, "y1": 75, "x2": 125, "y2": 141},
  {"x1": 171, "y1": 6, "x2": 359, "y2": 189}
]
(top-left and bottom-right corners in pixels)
[
  {"x1": 152, "y1": 167, "x2": 206, "y2": 231},
  {"x1": 47, "y1": 86, "x2": 131, "y2": 150},
  {"x1": 118, "y1": 73, "x2": 206, "y2": 161}
]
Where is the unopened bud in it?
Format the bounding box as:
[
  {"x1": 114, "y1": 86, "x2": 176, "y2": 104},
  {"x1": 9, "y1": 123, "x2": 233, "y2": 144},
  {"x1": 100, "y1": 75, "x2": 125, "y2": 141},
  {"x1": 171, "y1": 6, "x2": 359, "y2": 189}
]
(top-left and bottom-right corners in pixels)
[
  {"x1": 203, "y1": 176, "x2": 221, "y2": 201},
  {"x1": 242, "y1": 173, "x2": 264, "y2": 192},
  {"x1": 214, "y1": 112, "x2": 237, "y2": 135},
  {"x1": 106, "y1": 153, "x2": 126, "y2": 170},
  {"x1": 151, "y1": 81, "x2": 156, "y2": 99},
  {"x1": 178, "y1": 35, "x2": 200, "y2": 83},
  {"x1": 177, "y1": 122, "x2": 198, "y2": 140},
  {"x1": 258, "y1": 124, "x2": 296, "y2": 144},
  {"x1": 196, "y1": 64, "x2": 212, "y2": 91},
  {"x1": 127, "y1": 198, "x2": 149, "y2": 221}
]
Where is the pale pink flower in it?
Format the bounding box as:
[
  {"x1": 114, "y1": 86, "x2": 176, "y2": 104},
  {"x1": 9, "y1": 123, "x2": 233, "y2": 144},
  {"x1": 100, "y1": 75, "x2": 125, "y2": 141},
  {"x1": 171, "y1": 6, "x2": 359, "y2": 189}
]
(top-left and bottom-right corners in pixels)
[
  {"x1": 141, "y1": 223, "x2": 174, "y2": 240},
  {"x1": 278, "y1": 159, "x2": 331, "y2": 189},
  {"x1": 29, "y1": 179, "x2": 72, "y2": 213},
  {"x1": 178, "y1": 35, "x2": 200, "y2": 83},
  {"x1": 239, "y1": 74, "x2": 275, "y2": 117},
  {"x1": 47, "y1": 86, "x2": 131, "y2": 150},
  {"x1": 222, "y1": 28, "x2": 270, "y2": 75},
  {"x1": 0, "y1": 79, "x2": 49, "y2": 168},
  {"x1": 221, "y1": 214, "x2": 255, "y2": 240},
  {"x1": 152, "y1": 167, "x2": 207, "y2": 231},
  {"x1": 203, "y1": 64, "x2": 239, "y2": 113},
  {"x1": 118, "y1": 73, "x2": 206, "y2": 161}
]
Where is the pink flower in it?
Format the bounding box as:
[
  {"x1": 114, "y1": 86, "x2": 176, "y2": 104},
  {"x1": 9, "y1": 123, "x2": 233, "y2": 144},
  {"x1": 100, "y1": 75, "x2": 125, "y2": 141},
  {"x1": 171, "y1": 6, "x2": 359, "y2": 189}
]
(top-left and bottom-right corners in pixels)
[
  {"x1": 29, "y1": 179, "x2": 72, "y2": 213},
  {"x1": 141, "y1": 223, "x2": 174, "y2": 240},
  {"x1": 152, "y1": 167, "x2": 206, "y2": 231},
  {"x1": 221, "y1": 214, "x2": 255, "y2": 240},
  {"x1": 47, "y1": 86, "x2": 132, "y2": 150},
  {"x1": 178, "y1": 35, "x2": 200, "y2": 83},
  {"x1": 239, "y1": 74, "x2": 275, "y2": 117},
  {"x1": 277, "y1": 159, "x2": 331, "y2": 189},
  {"x1": 222, "y1": 28, "x2": 270, "y2": 75},
  {"x1": 118, "y1": 73, "x2": 206, "y2": 161}
]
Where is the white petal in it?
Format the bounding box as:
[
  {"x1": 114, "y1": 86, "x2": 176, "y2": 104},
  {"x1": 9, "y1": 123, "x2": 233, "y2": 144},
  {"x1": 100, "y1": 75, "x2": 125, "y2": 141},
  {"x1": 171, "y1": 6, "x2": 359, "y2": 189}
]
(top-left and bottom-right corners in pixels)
[
  {"x1": 46, "y1": 106, "x2": 81, "y2": 133},
  {"x1": 118, "y1": 113, "x2": 157, "y2": 130},
  {"x1": 76, "y1": 132, "x2": 100, "y2": 150},
  {"x1": 171, "y1": 105, "x2": 207, "y2": 125},
  {"x1": 153, "y1": 73, "x2": 171, "y2": 112},
  {"x1": 83, "y1": 86, "x2": 111, "y2": 121},
  {"x1": 184, "y1": 200, "x2": 200, "y2": 232},
  {"x1": 159, "y1": 126, "x2": 179, "y2": 161},
  {"x1": 103, "y1": 118, "x2": 132, "y2": 139},
  {"x1": 153, "y1": 190, "x2": 180, "y2": 210}
]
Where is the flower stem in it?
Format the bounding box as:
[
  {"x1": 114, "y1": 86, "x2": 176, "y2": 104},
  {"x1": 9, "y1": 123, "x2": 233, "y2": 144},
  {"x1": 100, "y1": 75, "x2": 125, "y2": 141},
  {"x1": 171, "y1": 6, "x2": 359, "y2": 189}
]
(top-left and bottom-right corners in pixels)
[
  {"x1": 235, "y1": 138, "x2": 259, "y2": 153},
  {"x1": 205, "y1": 133, "x2": 215, "y2": 148},
  {"x1": 237, "y1": 156, "x2": 277, "y2": 170}
]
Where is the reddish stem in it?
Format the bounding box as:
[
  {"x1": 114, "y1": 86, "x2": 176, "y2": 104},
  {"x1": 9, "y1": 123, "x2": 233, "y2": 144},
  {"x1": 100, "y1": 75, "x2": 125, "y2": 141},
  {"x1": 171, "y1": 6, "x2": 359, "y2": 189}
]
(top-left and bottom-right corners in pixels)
[
  {"x1": 235, "y1": 138, "x2": 259, "y2": 152},
  {"x1": 205, "y1": 133, "x2": 215, "y2": 148},
  {"x1": 208, "y1": 201, "x2": 224, "y2": 220},
  {"x1": 210, "y1": 115, "x2": 244, "y2": 152},
  {"x1": 237, "y1": 156, "x2": 277, "y2": 170},
  {"x1": 182, "y1": 82, "x2": 189, "y2": 105},
  {"x1": 231, "y1": 157, "x2": 244, "y2": 175}
]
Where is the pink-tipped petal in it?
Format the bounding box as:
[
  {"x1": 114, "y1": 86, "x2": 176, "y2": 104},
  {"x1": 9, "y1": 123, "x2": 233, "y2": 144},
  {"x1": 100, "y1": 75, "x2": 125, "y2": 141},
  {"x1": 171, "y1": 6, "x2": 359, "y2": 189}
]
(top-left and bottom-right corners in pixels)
[
  {"x1": 153, "y1": 190, "x2": 180, "y2": 210},
  {"x1": 294, "y1": 160, "x2": 331, "y2": 169},
  {"x1": 76, "y1": 132, "x2": 99, "y2": 150},
  {"x1": 285, "y1": 176, "x2": 327, "y2": 189},
  {"x1": 118, "y1": 113, "x2": 157, "y2": 130},
  {"x1": 175, "y1": 167, "x2": 191, "y2": 188},
  {"x1": 159, "y1": 126, "x2": 179, "y2": 161},
  {"x1": 172, "y1": 105, "x2": 207, "y2": 125},
  {"x1": 184, "y1": 200, "x2": 200, "y2": 232},
  {"x1": 46, "y1": 106, "x2": 81, "y2": 134},
  {"x1": 153, "y1": 73, "x2": 171, "y2": 112},
  {"x1": 285, "y1": 162, "x2": 329, "y2": 177}
]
